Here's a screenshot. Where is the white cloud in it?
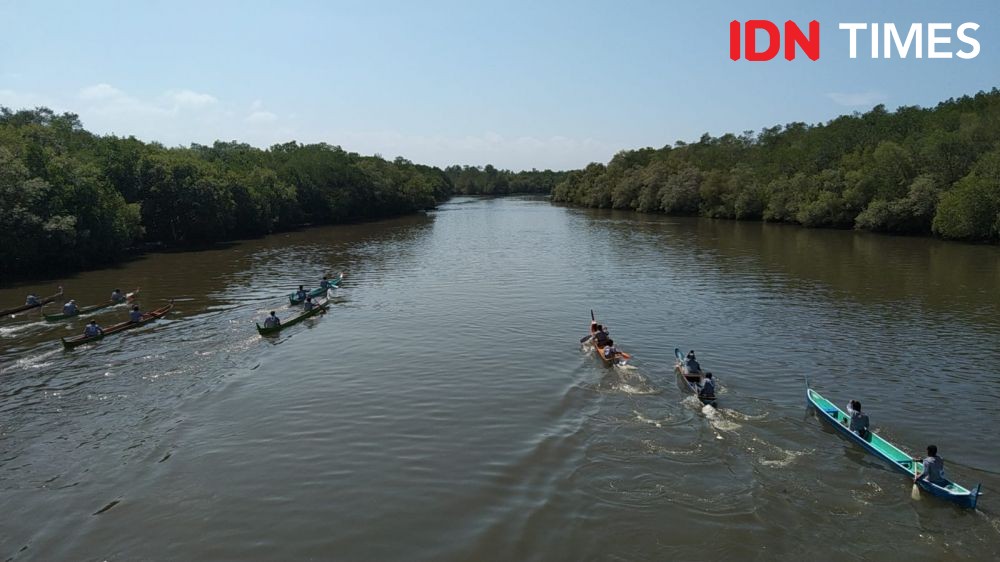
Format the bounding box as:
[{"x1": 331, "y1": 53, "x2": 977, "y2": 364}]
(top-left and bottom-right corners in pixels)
[
  {"x1": 79, "y1": 83, "x2": 124, "y2": 100},
  {"x1": 166, "y1": 89, "x2": 217, "y2": 108},
  {"x1": 826, "y1": 91, "x2": 887, "y2": 107},
  {"x1": 246, "y1": 110, "x2": 278, "y2": 124}
]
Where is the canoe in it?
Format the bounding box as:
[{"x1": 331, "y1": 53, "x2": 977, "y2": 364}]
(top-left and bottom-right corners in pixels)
[
  {"x1": 288, "y1": 273, "x2": 344, "y2": 305},
  {"x1": 588, "y1": 318, "x2": 630, "y2": 366},
  {"x1": 44, "y1": 288, "x2": 140, "y2": 321},
  {"x1": 1, "y1": 287, "x2": 64, "y2": 316},
  {"x1": 61, "y1": 302, "x2": 173, "y2": 349},
  {"x1": 674, "y1": 348, "x2": 716, "y2": 407},
  {"x1": 806, "y1": 387, "x2": 981, "y2": 509},
  {"x1": 257, "y1": 298, "x2": 329, "y2": 335}
]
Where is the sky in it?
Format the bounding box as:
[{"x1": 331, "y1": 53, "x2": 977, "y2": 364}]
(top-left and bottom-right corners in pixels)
[{"x1": 0, "y1": 0, "x2": 996, "y2": 170}]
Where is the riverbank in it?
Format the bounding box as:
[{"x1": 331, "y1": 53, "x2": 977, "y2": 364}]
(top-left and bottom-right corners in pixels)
[{"x1": 552, "y1": 88, "x2": 1000, "y2": 244}]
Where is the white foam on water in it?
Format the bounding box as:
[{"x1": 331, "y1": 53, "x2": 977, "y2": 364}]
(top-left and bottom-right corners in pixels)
[{"x1": 634, "y1": 411, "x2": 666, "y2": 428}]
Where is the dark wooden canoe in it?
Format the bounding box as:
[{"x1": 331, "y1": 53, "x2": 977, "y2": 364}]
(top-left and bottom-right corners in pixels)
[
  {"x1": 257, "y1": 299, "x2": 329, "y2": 336},
  {"x1": 62, "y1": 302, "x2": 173, "y2": 349},
  {"x1": 1, "y1": 287, "x2": 64, "y2": 316},
  {"x1": 44, "y1": 288, "x2": 139, "y2": 321},
  {"x1": 588, "y1": 316, "x2": 630, "y2": 366}
]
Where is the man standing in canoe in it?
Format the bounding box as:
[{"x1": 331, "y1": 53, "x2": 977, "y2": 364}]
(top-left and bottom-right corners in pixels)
[
  {"x1": 915, "y1": 445, "x2": 948, "y2": 486},
  {"x1": 264, "y1": 311, "x2": 281, "y2": 328},
  {"x1": 129, "y1": 305, "x2": 143, "y2": 323},
  {"x1": 84, "y1": 320, "x2": 103, "y2": 337}
]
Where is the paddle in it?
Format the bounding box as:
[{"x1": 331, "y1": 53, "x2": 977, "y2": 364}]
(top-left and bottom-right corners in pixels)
[{"x1": 580, "y1": 310, "x2": 597, "y2": 342}]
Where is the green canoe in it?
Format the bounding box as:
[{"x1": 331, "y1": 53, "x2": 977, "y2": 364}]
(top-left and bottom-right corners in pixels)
[
  {"x1": 288, "y1": 273, "x2": 343, "y2": 305},
  {"x1": 257, "y1": 299, "x2": 329, "y2": 336},
  {"x1": 44, "y1": 288, "x2": 140, "y2": 321}
]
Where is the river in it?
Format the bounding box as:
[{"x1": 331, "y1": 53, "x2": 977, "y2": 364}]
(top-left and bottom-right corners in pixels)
[{"x1": 1, "y1": 196, "x2": 999, "y2": 560}]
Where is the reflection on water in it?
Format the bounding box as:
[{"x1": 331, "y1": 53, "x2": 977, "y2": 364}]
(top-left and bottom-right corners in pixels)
[{"x1": 1, "y1": 197, "x2": 998, "y2": 560}]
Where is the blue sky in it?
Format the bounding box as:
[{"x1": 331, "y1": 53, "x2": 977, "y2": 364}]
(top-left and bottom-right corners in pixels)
[{"x1": 0, "y1": 0, "x2": 996, "y2": 169}]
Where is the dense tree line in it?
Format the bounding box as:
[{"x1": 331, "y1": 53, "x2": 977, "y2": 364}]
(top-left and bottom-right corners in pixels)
[
  {"x1": 0, "y1": 107, "x2": 453, "y2": 275},
  {"x1": 444, "y1": 165, "x2": 567, "y2": 195},
  {"x1": 552, "y1": 89, "x2": 1000, "y2": 243}
]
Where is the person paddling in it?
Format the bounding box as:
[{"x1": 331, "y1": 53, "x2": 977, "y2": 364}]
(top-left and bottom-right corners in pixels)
[
  {"x1": 263, "y1": 311, "x2": 281, "y2": 328},
  {"x1": 699, "y1": 372, "x2": 717, "y2": 402},
  {"x1": 25, "y1": 293, "x2": 40, "y2": 306},
  {"x1": 83, "y1": 320, "x2": 103, "y2": 337},
  {"x1": 62, "y1": 299, "x2": 79, "y2": 316},
  {"x1": 319, "y1": 275, "x2": 333, "y2": 291},
  {"x1": 591, "y1": 323, "x2": 611, "y2": 347},
  {"x1": 295, "y1": 285, "x2": 308, "y2": 302},
  {"x1": 915, "y1": 445, "x2": 948, "y2": 486},
  {"x1": 129, "y1": 305, "x2": 143, "y2": 323},
  {"x1": 110, "y1": 288, "x2": 126, "y2": 303},
  {"x1": 303, "y1": 296, "x2": 316, "y2": 311},
  {"x1": 846, "y1": 400, "x2": 870, "y2": 438},
  {"x1": 685, "y1": 350, "x2": 701, "y2": 373}
]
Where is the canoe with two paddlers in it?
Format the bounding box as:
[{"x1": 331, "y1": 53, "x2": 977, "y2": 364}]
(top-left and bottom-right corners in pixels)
[
  {"x1": 61, "y1": 302, "x2": 173, "y2": 349},
  {"x1": 1, "y1": 287, "x2": 64, "y2": 316},
  {"x1": 806, "y1": 386, "x2": 981, "y2": 509},
  {"x1": 586, "y1": 311, "x2": 631, "y2": 366},
  {"x1": 674, "y1": 347, "x2": 716, "y2": 407},
  {"x1": 288, "y1": 273, "x2": 344, "y2": 305},
  {"x1": 257, "y1": 298, "x2": 329, "y2": 335},
  {"x1": 44, "y1": 288, "x2": 140, "y2": 321}
]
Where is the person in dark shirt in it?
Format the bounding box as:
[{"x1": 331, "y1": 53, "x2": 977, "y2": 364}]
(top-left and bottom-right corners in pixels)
[
  {"x1": 699, "y1": 372, "x2": 717, "y2": 401},
  {"x1": 846, "y1": 400, "x2": 870, "y2": 438}
]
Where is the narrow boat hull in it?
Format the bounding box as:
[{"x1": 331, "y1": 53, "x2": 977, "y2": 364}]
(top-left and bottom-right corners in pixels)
[
  {"x1": 807, "y1": 387, "x2": 980, "y2": 509},
  {"x1": 257, "y1": 299, "x2": 329, "y2": 335},
  {"x1": 62, "y1": 302, "x2": 172, "y2": 349},
  {"x1": 44, "y1": 289, "x2": 139, "y2": 321},
  {"x1": 1, "y1": 288, "x2": 64, "y2": 316},
  {"x1": 288, "y1": 274, "x2": 343, "y2": 305},
  {"x1": 674, "y1": 348, "x2": 716, "y2": 406}
]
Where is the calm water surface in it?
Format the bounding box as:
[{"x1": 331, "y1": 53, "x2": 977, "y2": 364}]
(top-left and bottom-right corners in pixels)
[{"x1": 1, "y1": 196, "x2": 999, "y2": 560}]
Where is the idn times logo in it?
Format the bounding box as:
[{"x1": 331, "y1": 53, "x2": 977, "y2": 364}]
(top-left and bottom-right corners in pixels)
[{"x1": 730, "y1": 20, "x2": 981, "y2": 61}]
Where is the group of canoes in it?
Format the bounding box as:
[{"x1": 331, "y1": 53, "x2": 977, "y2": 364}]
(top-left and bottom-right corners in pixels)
[
  {"x1": 256, "y1": 273, "x2": 343, "y2": 336},
  {"x1": 2, "y1": 272, "x2": 345, "y2": 346},
  {"x1": 582, "y1": 312, "x2": 982, "y2": 510}
]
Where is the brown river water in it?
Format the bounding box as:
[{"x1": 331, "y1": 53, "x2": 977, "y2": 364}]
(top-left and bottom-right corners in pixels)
[{"x1": 1, "y1": 196, "x2": 999, "y2": 560}]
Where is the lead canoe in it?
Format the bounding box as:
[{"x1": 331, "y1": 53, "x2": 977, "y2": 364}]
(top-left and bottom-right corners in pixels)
[
  {"x1": 587, "y1": 316, "x2": 630, "y2": 366},
  {"x1": 674, "y1": 348, "x2": 716, "y2": 407},
  {"x1": 61, "y1": 302, "x2": 173, "y2": 349},
  {"x1": 288, "y1": 273, "x2": 344, "y2": 305},
  {"x1": 257, "y1": 298, "x2": 329, "y2": 335},
  {"x1": 1, "y1": 287, "x2": 64, "y2": 316},
  {"x1": 44, "y1": 288, "x2": 140, "y2": 321},
  {"x1": 807, "y1": 387, "x2": 981, "y2": 509}
]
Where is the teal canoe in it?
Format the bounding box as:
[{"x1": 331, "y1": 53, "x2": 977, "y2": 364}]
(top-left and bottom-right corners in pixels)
[
  {"x1": 257, "y1": 298, "x2": 329, "y2": 335},
  {"x1": 288, "y1": 273, "x2": 343, "y2": 305},
  {"x1": 807, "y1": 387, "x2": 981, "y2": 509}
]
